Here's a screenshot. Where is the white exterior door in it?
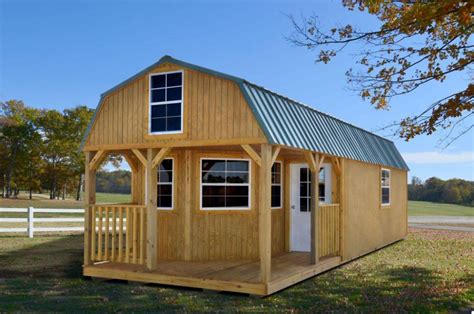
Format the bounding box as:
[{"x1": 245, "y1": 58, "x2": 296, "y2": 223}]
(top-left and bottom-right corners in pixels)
[{"x1": 290, "y1": 163, "x2": 332, "y2": 252}]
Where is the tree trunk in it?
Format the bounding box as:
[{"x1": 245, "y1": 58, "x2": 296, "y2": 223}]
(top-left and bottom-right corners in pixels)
[
  {"x1": 29, "y1": 157, "x2": 33, "y2": 200},
  {"x1": 76, "y1": 174, "x2": 83, "y2": 201},
  {"x1": 5, "y1": 144, "x2": 18, "y2": 198}
]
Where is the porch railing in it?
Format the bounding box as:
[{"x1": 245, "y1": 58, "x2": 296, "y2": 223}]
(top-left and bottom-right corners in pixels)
[
  {"x1": 318, "y1": 203, "x2": 340, "y2": 257},
  {"x1": 89, "y1": 204, "x2": 147, "y2": 265}
]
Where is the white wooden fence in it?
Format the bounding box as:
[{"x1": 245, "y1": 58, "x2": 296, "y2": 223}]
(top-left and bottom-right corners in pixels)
[{"x1": 0, "y1": 207, "x2": 84, "y2": 238}]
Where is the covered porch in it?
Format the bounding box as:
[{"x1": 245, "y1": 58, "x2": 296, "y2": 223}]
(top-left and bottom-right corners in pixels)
[{"x1": 82, "y1": 144, "x2": 345, "y2": 295}]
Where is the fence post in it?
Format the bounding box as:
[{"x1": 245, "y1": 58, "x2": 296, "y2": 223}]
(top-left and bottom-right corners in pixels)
[{"x1": 28, "y1": 207, "x2": 34, "y2": 238}]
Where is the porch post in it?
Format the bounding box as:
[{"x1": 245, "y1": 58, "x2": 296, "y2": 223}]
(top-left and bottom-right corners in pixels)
[
  {"x1": 304, "y1": 152, "x2": 320, "y2": 265},
  {"x1": 83, "y1": 151, "x2": 96, "y2": 266},
  {"x1": 259, "y1": 144, "x2": 272, "y2": 282},
  {"x1": 146, "y1": 148, "x2": 158, "y2": 270}
]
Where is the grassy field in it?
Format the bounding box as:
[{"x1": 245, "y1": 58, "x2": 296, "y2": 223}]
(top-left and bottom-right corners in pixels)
[
  {"x1": 408, "y1": 201, "x2": 473, "y2": 216},
  {"x1": 0, "y1": 229, "x2": 472, "y2": 312},
  {"x1": 0, "y1": 192, "x2": 130, "y2": 209}
]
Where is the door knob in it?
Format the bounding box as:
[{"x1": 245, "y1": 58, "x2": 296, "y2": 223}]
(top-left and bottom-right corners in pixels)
[{"x1": 291, "y1": 205, "x2": 295, "y2": 209}]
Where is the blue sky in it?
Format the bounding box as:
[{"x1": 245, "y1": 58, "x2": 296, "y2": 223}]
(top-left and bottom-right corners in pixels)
[{"x1": 1, "y1": 0, "x2": 473, "y2": 181}]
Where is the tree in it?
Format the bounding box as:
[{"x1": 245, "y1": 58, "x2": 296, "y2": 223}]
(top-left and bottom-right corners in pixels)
[
  {"x1": 0, "y1": 100, "x2": 41, "y2": 198},
  {"x1": 289, "y1": 1, "x2": 473, "y2": 146}
]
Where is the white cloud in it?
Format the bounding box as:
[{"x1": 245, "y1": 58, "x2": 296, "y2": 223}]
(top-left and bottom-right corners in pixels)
[{"x1": 402, "y1": 151, "x2": 474, "y2": 164}]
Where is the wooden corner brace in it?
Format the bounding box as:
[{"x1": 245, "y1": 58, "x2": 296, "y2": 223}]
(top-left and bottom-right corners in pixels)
[{"x1": 89, "y1": 150, "x2": 108, "y2": 171}]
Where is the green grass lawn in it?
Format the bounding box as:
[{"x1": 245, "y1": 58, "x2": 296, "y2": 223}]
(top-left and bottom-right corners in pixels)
[
  {"x1": 0, "y1": 192, "x2": 130, "y2": 209},
  {"x1": 0, "y1": 229, "x2": 472, "y2": 312},
  {"x1": 409, "y1": 201, "x2": 473, "y2": 216}
]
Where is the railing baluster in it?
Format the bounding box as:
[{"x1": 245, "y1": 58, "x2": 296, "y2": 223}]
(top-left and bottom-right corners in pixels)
[
  {"x1": 132, "y1": 208, "x2": 138, "y2": 263},
  {"x1": 105, "y1": 207, "x2": 110, "y2": 260},
  {"x1": 139, "y1": 207, "x2": 144, "y2": 264},
  {"x1": 112, "y1": 207, "x2": 116, "y2": 261},
  {"x1": 97, "y1": 207, "x2": 103, "y2": 261},
  {"x1": 125, "y1": 207, "x2": 130, "y2": 263},
  {"x1": 119, "y1": 207, "x2": 124, "y2": 262},
  {"x1": 91, "y1": 206, "x2": 96, "y2": 261}
]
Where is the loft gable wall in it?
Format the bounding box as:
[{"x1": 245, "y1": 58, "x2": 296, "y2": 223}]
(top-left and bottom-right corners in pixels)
[{"x1": 84, "y1": 62, "x2": 267, "y2": 149}]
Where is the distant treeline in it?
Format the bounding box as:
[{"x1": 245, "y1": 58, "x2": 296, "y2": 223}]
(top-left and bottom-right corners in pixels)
[
  {"x1": 96, "y1": 170, "x2": 131, "y2": 194},
  {"x1": 408, "y1": 177, "x2": 473, "y2": 206}
]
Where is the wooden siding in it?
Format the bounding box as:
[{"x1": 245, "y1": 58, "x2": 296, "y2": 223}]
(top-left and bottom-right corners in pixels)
[
  {"x1": 341, "y1": 159, "x2": 407, "y2": 261},
  {"x1": 84, "y1": 62, "x2": 266, "y2": 150},
  {"x1": 136, "y1": 149, "x2": 286, "y2": 261}
]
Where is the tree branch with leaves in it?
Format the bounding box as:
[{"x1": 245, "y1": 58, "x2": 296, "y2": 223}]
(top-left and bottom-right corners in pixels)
[{"x1": 288, "y1": 0, "x2": 473, "y2": 146}]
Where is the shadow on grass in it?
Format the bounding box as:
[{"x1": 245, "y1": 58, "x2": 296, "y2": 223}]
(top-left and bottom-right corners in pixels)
[{"x1": 0, "y1": 235, "x2": 472, "y2": 312}]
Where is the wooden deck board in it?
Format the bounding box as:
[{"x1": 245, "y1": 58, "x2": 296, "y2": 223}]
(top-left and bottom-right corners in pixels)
[{"x1": 83, "y1": 252, "x2": 341, "y2": 296}]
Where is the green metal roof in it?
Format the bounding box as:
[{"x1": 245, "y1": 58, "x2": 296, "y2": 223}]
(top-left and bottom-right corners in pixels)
[{"x1": 81, "y1": 55, "x2": 409, "y2": 171}]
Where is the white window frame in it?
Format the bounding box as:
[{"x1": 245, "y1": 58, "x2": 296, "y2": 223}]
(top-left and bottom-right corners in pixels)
[
  {"x1": 271, "y1": 161, "x2": 283, "y2": 209},
  {"x1": 200, "y1": 157, "x2": 251, "y2": 211},
  {"x1": 148, "y1": 70, "x2": 184, "y2": 135},
  {"x1": 381, "y1": 168, "x2": 391, "y2": 206},
  {"x1": 157, "y1": 157, "x2": 174, "y2": 210}
]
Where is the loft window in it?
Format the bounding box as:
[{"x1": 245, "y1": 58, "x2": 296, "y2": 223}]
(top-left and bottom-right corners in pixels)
[
  {"x1": 157, "y1": 158, "x2": 174, "y2": 209},
  {"x1": 271, "y1": 162, "x2": 282, "y2": 208},
  {"x1": 201, "y1": 159, "x2": 250, "y2": 210},
  {"x1": 149, "y1": 71, "x2": 183, "y2": 133},
  {"x1": 381, "y1": 168, "x2": 390, "y2": 205}
]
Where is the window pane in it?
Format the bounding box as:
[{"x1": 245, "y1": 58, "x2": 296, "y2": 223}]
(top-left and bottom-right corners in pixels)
[
  {"x1": 300, "y1": 197, "x2": 307, "y2": 212},
  {"x1": 271, "y1": 186, "x2": 281, "y2": 207},
  {"x1": 151, "y1": 75, "x2": 166, "y2": 89},
  {"x1": 158, "y1": 184, "x2": 172, "y2": 196},
  {"x1": 319, "y1": 183, "x2": 325, "y2": 201},
  {"x1": 272, "y1": 172, "x2": 281, "y2": 184},
  {"x1": 166, "y1": 117, "x2": 181, "y2": 131},
  {"x1": 203, "y1": 196, "x2": 225, "y2": 208},
  {"x1": 202, "y1": 171, "x2": 226, "y2": 183},
  {"x1": 300, "y1": 168, "x2": 308, "y2": 182},
  {"x1": 319, "y1": 168, "x2": 325, "y2": 182},
  {"x1": 166, "y1": 72, "x2": 182, "y2": 87},
  {"x1": 167, "y1": 103, "x2": 181, "y2": 116},
  {"x1": 226, "y1": 160, "x2": 249, "y2": 172},
  {"x1": 382, "y1": 187, "x2": 390, "y2": 204},
  {"x1": 151, "y1": 89, "x2": 165, "y2": 103},
  {"x1": 226, "y1": 172, "x2": 248, "y2": 184},
  {"x1": 202, "y1": 185, "x2": 225, "y2": 196},
  {"x1": 151, "y1": 118, "x2": 166, "y2": 132},
  {"x1": 202, "y1": 160, "x2": 225, "y2": 171},
  {"x1": 272, "y1": 163, "x2": 281, "y2": 173},
  {"x1": 158, "y1": 195, "x2": 172, "y2": 208},
  {"x1": 226, "y1": 196, "x2": 248, "y2": 207},
  {"x1": 167, "y1": 87, "x2": 182, "y2": 101},
  {"x1": 300, "y1": 183, "x2": 308, "y2": 197},
  {"x1": 151, "y1": 105, "x2": 166, "y2": 118},
  {"x1": 158, "y1": 171, "x2": 173, "y2": 183},
  {"x1": 225, "y1": 186, "x2": 249, "y2": 196},
  {"x1": 160, "y1": 159, "x2": 173, "y2": 171}
]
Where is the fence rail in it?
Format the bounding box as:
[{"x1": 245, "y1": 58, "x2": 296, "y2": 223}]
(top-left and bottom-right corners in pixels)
[{"x1": 0, "y1": 207, "x2": 85, "y2": 238}]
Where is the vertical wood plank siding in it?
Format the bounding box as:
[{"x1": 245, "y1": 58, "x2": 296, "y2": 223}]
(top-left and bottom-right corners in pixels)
[
  {"x1": 149, "y1": 150, "x2": 287, "y2": 261},
  {"x1": 85, "y1": 63, "x2": 266, "y2": 148}
]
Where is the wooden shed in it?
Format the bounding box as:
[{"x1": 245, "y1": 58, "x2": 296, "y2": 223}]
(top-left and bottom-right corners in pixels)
[{"x1": 81, "y1": 56, "x2": 409, "y2": 296}]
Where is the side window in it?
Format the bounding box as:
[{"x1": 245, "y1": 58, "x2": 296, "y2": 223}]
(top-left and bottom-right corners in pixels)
[
  {"x1": 149, "y1": 71, "x2": 183, "y2": 134},
  {"x1": 381, "y1": 168, "x2": 390, "y2": 206},
  {"x1": 271, "y1": 162, "x2": 282, "y2": 208},
  {"x1": 157, "y1": 158, "x2": 174, "y2": 209}
]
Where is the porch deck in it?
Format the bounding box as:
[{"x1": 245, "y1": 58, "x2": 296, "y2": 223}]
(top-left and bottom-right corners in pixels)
[{"x1": 83, "y1": 252, "x2": 342, "y2": 296}]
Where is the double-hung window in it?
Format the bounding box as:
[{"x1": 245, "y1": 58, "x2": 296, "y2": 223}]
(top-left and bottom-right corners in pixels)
[
  {"x1": 149, "y1": 71, "x2": 183, "y2": 134},
  {"x1": 271, "y1": 162, "x2": 282, "y2": 208},
  {"x1": 201, "y1": 159, "x2": 250, "y2": 210},
  {"x1": 157, "y1": 158, "x2": 174, "y2": 209},
  {"x1": 381, "y1": 168, "x2": 390, "y2": 206}
]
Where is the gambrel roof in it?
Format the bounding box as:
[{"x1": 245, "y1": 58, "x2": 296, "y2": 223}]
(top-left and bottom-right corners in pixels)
[{"x1": 82, "y1": 55, "x2": 409, "y2": 171}]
